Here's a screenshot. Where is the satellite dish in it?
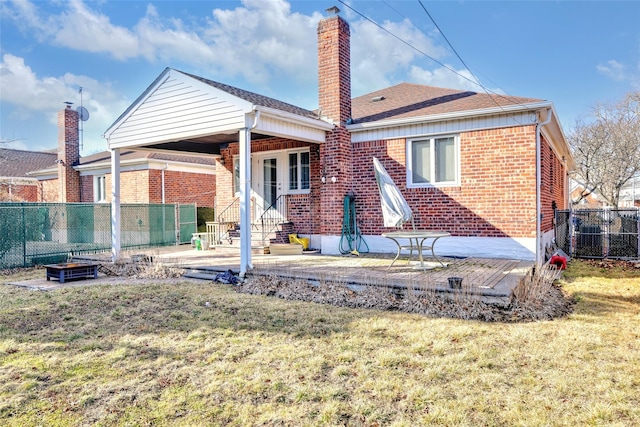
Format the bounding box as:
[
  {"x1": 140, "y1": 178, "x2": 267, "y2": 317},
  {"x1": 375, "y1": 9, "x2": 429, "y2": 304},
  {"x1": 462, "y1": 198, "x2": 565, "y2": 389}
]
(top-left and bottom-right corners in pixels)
[{"x1": 77, "y1": 106, "x2": 89, "y2": 121}]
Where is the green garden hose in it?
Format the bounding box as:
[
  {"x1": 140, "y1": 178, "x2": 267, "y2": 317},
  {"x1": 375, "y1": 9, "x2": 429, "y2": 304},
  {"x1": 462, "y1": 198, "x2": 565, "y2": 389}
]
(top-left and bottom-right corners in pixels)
[{"x1": 339, "y1": 194, "x2": 369, "y2": 255}]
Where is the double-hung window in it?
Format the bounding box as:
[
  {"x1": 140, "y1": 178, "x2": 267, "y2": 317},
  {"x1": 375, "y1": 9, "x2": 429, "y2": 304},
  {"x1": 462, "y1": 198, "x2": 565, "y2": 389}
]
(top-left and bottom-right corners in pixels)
[
  {"x1": 94, "y1": 175, "x2": 107, "y2": 202},
  {"x1": 407, "y1": 135, "x2": 459, "y2": 187},
  {"x1": 233, "y1": 157, "x2": 240, "y2": 195},
  {"x1": 288, "y1": 151, "x2": 310, "y2": 192}
]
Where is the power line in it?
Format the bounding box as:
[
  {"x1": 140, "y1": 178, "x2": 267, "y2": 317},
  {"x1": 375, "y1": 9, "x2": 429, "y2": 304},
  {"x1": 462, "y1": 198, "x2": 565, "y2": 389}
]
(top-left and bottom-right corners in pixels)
[
  {"x1": 338, "y1": 0, "x2": 534, "y2": 123},
  {"x1": 337, "y1": 0, "x2": 480, "y2": 89}
]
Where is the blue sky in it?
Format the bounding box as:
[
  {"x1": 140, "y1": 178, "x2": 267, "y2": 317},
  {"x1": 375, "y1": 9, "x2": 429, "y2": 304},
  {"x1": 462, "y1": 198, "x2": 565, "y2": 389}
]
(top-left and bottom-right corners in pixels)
[{"x1": 1, "y1": 0, "x2": 639, "y2": 156}]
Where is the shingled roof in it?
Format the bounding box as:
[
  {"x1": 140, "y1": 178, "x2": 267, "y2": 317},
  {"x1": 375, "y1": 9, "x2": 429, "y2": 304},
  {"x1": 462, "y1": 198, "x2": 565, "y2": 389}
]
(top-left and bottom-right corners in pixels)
[
  {"x1": 78, "y1": 150, "x2": 217, "y2": 167},
  {"x1": 351, "y1": 83, "x2": 545, "y2": 124},
  {"x1": 179, "y1": 70, "x2": 321, "y2": 120},
  {"x1": 0, "y1": 148, "x2": 57, "y2": 177}
]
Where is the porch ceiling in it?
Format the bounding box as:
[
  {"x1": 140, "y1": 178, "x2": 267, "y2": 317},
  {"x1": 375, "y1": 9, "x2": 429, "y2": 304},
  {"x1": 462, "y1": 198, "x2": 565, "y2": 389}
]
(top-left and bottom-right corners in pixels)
[{"x1": 140, "y1": 132, "x2": 273, "y2": 157}]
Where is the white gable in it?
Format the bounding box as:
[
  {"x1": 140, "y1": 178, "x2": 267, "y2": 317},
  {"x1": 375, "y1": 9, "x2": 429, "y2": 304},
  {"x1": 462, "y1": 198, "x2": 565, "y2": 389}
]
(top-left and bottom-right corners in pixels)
[
  {"x1": 104, "y1": 68, "x2": 331, "y2": 150},
  {"x1": 105, "y1": 69, "x2": 251, "y2": 149}
]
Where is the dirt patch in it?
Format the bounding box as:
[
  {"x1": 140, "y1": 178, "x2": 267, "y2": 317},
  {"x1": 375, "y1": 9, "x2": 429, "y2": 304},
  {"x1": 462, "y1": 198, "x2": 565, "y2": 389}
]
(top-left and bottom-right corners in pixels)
[
  {"x1": 98, "y1": 260, "x2": 185, "y2": 279},
  {"x1": 582, "y1": 259, "x2": 640, "y2": 272}
]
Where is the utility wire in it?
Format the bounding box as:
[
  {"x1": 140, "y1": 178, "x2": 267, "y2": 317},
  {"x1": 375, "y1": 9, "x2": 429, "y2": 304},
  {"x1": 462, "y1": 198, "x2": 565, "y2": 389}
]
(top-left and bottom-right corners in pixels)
[
  {"x1": 415, "y1": 1, "x2": 534, "y2": 125},
  {"x1": 339, "y1": 0, "x2": 537, "y2": 122},
  {"x1": 416, "y1": 0, "x2": 476, "y2": 87},
  {"x1": 337, "y1": 0, "x2": 479, "y2": 89},
  {"x1": 338, "y1": 0, "x2": 527, "y2": 124},
  {"x1": 416, "y1": 0, "x2": 521, "y2": 113}
]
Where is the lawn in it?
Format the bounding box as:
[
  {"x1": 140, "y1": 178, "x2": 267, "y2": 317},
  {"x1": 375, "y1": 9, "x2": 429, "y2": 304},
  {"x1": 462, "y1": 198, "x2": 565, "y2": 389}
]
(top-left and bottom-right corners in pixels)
[{"x1": 1, "y1": 260, "x2": 639, "y2": 426}]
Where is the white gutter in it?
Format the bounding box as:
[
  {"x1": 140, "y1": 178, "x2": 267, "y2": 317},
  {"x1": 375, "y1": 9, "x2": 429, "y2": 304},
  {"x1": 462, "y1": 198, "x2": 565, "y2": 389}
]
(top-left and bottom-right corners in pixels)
[
  {"x1": 254, "y1": 105, "x2": 334, "y2": 130},
  {"x1": 536, "y1": 108, "x2": 553, "y2": 265},
  {"x1": 346, "y1": 101, "x2": 552, "y2": 132}
]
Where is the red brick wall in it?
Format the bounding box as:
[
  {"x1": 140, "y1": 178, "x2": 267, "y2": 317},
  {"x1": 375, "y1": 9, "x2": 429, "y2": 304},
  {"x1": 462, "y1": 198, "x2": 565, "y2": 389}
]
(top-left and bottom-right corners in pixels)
[
  {"x1": 216, "y1": 155, "x2": 233, "y2": 217},
  {"x1": 318, "y1": 14, "x2": 351, "y2": 125},
  {"x1": 316, "y1": 13, "x2": 354, "y2": 235},
  {"x1": 540, "y1": 135, "x2": 567, "y2": 232},
  {"x1": 40, "y1": 179, "x2": 59, "y2": 202},
  {"x1": 320, "y1": 126, "x2": 352, "y2": 234},
  {"x1": 120, "y1": 170, "x2": 150, "y2": 203},
  {"x1": 57, "y1": 106, "x2": 81, "y2": 202},
  {"x1": 81, "y1": 175, "x2": 94, "y2": 202},
  {"x1": 78, "y1": 169, "x2": 215, "y2": 207},
  {"x1": 0, "y1": 182, "x2": 38, "y2": 201},
  {"x1": 351, "y1": 125, "x2": 539, "y2": 238},
  {"x1": 152, "y1": 170, "x2": 215, "y2": 207}
]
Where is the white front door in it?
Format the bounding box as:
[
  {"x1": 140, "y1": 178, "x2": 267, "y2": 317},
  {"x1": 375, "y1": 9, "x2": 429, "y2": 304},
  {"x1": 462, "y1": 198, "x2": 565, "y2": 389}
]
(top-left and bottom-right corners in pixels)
[{"x1": 253, "y1": 153, "x2": 285, "y2": 220}]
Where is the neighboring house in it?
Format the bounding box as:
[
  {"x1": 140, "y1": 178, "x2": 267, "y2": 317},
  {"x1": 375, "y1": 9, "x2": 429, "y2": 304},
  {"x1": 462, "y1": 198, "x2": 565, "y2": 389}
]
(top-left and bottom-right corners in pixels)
[
  {"x1": 103, "y1": 8, "x2": 574, "y2": 268},
  {"x1": 0, "y1": 148, "x2": 57, "y2": 201},
  {"x1": 2, "y1": 106, "x2": 217, "y2": 207},
  {"x1": 619, "y1": 174, "x2": 640, "y2": 208},
  {"x1": 569, "y1": 179, "x2": 606, "y2": 208}
]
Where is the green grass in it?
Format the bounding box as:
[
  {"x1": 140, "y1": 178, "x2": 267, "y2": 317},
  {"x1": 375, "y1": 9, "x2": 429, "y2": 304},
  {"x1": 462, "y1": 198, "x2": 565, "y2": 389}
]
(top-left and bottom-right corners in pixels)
[{"x1": 1, "y1": 260, "x2": 639, "y2": 426}]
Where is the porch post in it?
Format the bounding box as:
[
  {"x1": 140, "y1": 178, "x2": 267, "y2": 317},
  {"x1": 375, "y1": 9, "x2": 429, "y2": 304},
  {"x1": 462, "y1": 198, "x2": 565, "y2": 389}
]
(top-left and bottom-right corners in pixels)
[
  {"x1": 239, "y1": 127, "x2": 252, "y2": 275},
  {"x1": 110, "y1": 148, "x2": 121, "y2": 262}
]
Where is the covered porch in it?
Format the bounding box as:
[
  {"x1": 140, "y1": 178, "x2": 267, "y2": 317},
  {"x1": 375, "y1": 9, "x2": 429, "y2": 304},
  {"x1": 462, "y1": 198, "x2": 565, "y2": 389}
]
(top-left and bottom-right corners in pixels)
[{"x1": 103, "y1": 68, "x2": 334, "y2": 275}]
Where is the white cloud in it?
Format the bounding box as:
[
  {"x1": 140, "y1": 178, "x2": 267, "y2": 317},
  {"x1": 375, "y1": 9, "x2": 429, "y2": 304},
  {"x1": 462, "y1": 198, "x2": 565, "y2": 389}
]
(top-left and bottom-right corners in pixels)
[
  {"x1": 408, "y1": 64, "x2": 482, "y2": 91},
  {"x1": 53, "y1": 0, "x2": 140, "y2": 60},
  {"x1": 350, "y1": 18, "x2": 448, "y2": 95},
  {"x1": 0, "y1": 54, "x2": 78, "y2": 112},
  {"x1": 1, "y1": 0, "x2": 478, "y2": 149},
  {"x1": 597, "y1": 60, "x2": 627, "y2": 81},
  {"x1": 202, "y1": 0, "x2": 323, "y2": 86},
  {"x1": 0, "y1": 54, "x2": 129, "y2": 154}
]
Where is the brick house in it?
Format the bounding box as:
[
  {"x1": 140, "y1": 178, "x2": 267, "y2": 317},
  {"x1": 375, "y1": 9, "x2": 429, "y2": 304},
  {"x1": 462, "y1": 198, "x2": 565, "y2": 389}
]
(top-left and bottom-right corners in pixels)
[
  {"x1": 0, "y1": 148, "x2": 57, "y2": 201},
  {"x1": 104, "y1": 9, "x2": 574, "y2": 270},
  {"x1": 5, "y1": 105, "x2": 216, "y2": 207}
]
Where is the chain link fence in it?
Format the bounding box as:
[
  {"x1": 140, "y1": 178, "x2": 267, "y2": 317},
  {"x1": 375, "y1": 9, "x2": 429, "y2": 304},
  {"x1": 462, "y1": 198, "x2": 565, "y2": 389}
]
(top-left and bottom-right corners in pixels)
[
  {"x1": 555, "y1": 208, "x2": 639, "y2": 259},
  {"x1": 0, "y1": 202, "x2": 196, "y2": 269}
]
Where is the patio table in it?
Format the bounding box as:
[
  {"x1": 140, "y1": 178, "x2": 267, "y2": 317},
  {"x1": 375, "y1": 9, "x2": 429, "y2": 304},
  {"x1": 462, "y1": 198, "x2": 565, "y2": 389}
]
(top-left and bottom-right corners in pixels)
[{"x1": 381, "y1": 231, "x2": 450, "y2": 270}]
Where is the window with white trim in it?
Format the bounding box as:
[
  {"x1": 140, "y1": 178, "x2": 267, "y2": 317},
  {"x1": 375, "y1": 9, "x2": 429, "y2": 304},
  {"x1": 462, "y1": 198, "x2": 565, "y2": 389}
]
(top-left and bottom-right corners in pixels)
[
  {"x1": 407, "y1": 135, "x2": 459, "y2": 187},
  {"x1": 94, "y1": 175, "x2": 107, "y2": 202},
  {"x1": 288, "y1": 150, "x2": 310, "y2": 192},
  {"x1": 233, "y1": 157, "x2": 240, "y2": 195}
]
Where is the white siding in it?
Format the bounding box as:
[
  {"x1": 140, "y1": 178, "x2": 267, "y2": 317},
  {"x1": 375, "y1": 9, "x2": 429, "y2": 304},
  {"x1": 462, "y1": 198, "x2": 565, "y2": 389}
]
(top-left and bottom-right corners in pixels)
[
  {"x1": 108, "y1": 74, "x2": 247, "y2": 149},
  {"x1": 319, "y1": 235, "x2": 536, "y2": 261},
  {"x1": 350, "y1": 111, "x2": 535, "y2": 143},
  {"x1": 256, "y1": 115, "x2": 326, "y2": 144}
]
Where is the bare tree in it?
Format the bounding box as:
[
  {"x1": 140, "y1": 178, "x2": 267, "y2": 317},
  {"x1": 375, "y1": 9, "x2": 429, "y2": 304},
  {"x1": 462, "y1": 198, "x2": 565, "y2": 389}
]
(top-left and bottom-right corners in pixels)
[{"x1": 569, "y1": 91, "x2": 640, "y2": 207}]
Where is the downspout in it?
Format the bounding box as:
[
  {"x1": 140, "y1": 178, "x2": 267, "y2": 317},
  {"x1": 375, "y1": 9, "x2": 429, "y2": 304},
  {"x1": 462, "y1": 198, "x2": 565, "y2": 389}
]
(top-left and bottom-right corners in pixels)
[
  {"x1": 251, "y1": 109, "x2": 261, "y2": 129},
  {"x1": 161, "y1": 163, "x2": 168, "y2": 204},
  {"x1": 536, "y1": 108, "x2": 552, "y2": 264},
  {"x1": 109, "y1": 146, "x2": 121, "y2": 262}
]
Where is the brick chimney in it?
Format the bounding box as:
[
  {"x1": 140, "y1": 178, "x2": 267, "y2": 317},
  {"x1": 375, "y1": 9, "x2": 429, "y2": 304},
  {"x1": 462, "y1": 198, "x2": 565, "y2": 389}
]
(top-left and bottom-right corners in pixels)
[
  {"x1": 317, "y1": 6, "x2": 351, "y2": 124},
  {"x1": 317, "y1": 7, "x2": 353, "y2": 236},
  {"x1": 57, "y1": 104, "x2": 81, "y2": 202}
]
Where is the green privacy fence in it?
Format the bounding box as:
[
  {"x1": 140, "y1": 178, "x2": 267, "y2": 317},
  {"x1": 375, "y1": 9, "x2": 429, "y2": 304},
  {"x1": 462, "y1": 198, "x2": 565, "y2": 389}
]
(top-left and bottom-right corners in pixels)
[{"x1": 0, "y1": 202, "x2": 197, "y2": 269}]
